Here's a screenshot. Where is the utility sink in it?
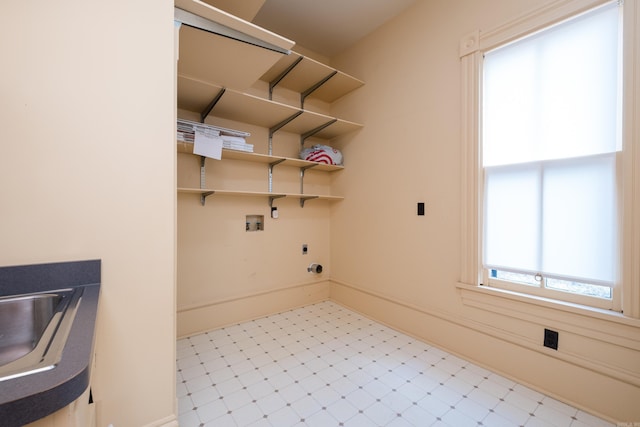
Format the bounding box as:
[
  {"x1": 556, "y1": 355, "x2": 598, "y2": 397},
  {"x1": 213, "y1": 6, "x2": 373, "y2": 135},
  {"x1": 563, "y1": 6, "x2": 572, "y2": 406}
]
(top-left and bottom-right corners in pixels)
[
  {"x1": 0, "y1": 288, "x2": 81, "y2": 382},
  {"x1": 0, "y1": 260, "x2": 100, "y2": 427}
]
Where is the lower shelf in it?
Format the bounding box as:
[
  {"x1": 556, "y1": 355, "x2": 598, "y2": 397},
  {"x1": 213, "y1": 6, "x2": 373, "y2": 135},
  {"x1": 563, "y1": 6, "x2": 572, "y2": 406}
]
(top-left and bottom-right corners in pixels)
[{"x1": 177, "y1": 187, "x2": 344, "y2": 207}]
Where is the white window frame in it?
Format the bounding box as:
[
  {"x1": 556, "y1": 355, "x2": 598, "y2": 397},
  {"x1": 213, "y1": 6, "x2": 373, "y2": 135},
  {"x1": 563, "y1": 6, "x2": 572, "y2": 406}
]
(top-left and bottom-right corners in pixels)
[{"x1": 459, "y1": 0, "x2": 640, "y2": 317}]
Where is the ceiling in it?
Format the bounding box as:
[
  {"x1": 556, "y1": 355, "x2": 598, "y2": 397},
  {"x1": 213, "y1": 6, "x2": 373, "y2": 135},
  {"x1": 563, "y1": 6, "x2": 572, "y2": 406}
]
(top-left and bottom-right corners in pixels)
[{"x1": 202, "y1": 0, "x2": 420, "y2": 57}]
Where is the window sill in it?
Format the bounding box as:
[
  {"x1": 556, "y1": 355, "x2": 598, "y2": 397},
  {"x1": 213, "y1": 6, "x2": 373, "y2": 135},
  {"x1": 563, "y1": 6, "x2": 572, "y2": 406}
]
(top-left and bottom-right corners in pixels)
[{"x1": 456, "y1": 281, "x2": 638, "y2": 327}]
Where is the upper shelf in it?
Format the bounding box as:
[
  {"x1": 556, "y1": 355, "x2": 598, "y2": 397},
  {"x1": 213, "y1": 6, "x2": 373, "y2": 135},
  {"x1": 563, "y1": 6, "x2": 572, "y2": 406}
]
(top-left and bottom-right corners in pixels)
[
  {"x1": 260, "y1": 52, "x2": 364, "y2": 104},
  {"x1": 175, "y1": 0, "x2": 294, "y2": 51},
  {"x1": 177, "y1": 75, "x2": 363, "y2": 140},
  {"x1": 175, "y1": 0, "x2": 294, "y2": 90}
]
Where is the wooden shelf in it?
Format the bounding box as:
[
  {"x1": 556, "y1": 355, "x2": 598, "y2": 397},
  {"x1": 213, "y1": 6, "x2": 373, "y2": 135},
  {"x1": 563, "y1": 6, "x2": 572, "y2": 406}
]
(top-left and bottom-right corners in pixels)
[
  {"x1": 178, "y1": 187, "x2": 343, "y2": 206},
  {"x1": 175, "y1": 0, "x2": 294, "y2": 51},
  {"x1": 175, "y1": 2, "x2": 362, "y2": 209},
  {"x1": 177, "y1": 75, "x2": 299, "y2": 127},
  {"x1": 260, "y1": 52, "x2": 364, "y2": 103},
  {"x1": 175, "y1": 0, "x2": 294, "y2": 91},
  {"x1": 312, "y1": 118, "x2": 363, "y2": 140},
  {"x1": 177, "y1": 74, "x2": 363, "y2": 140},
  {"x1": 177, "y1": 143, "x2": 345, "y2": 172}
]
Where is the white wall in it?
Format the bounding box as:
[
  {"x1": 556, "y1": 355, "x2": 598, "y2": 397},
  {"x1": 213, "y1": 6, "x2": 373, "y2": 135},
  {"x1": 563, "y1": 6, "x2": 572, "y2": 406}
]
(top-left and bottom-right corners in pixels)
[{"x1": 0, "y1": 1, "x2": 177, "y2": 426}]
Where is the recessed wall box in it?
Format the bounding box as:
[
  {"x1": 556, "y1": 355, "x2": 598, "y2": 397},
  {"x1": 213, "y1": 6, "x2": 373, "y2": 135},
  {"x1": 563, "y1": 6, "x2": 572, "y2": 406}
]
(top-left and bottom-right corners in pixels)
[
  {"x1": 544, "y1": 328, "x2": 559, "y2": 350},
  {"x1": 246, "y1": 215, "x2": 264, "y2": 231}
]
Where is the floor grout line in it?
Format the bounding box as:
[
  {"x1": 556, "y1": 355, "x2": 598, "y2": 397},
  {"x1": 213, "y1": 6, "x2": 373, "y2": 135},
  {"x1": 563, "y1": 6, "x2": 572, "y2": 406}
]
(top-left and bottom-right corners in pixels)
[{"x1": 177, "y1": 301, "x2": 614, "y2": 427}]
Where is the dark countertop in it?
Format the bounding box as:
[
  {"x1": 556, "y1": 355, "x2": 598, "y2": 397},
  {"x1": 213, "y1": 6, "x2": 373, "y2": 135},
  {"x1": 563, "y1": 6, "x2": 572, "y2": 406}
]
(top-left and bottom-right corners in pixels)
[{"x1": 0, "y1": 260, "x2": 100, "y2": 427}]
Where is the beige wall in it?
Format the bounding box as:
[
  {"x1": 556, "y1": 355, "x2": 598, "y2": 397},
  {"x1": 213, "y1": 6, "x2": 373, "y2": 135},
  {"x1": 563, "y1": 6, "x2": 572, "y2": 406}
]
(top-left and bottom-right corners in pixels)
[
  {"x1": 177, "y1": 0, "x2": 640, "y2": 423},
  {"x1": 176, "y1": 107, "x2": 336, "y2": 336},
  {"x1": 329, "y1": 0, "x2": 640, "y2": 423},
  {"x1": 0, "y1": 1, "x2": 177, "y2": 426}
]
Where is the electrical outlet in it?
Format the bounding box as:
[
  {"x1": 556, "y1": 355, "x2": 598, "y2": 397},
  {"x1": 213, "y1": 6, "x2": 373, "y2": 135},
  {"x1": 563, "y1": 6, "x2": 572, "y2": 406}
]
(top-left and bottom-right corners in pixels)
[
  {"x1": 302, "y1": 244, "x2": 308, "y2": 255},
  {"x1": 544, "y1": 328, "x2": 559, "y2": 350}
]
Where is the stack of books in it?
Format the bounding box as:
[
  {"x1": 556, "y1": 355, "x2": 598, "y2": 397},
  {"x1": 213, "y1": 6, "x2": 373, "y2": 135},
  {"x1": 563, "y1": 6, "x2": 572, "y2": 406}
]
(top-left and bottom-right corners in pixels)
[{"x1": 177, "y1": 119, "x2": 253, "y2": 153}]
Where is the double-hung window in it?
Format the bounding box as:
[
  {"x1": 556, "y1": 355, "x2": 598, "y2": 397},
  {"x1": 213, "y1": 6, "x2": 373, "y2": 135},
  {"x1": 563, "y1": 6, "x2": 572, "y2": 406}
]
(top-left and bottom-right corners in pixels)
[
  {"x1": 458, "y1": 0, "x2": 639, "y2": 312},
  {"x1": 482, "y1": 2, "x2": 620, "y2": 308}
]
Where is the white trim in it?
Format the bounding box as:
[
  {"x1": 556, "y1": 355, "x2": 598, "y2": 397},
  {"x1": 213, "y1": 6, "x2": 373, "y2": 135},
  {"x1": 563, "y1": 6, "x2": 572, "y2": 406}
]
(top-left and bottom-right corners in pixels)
[
  {"x1": 622, "y1": 0, "x2": 640, "y2": 317},
  {"x1": 483, "y1": 275, "x2": 614, "y2": 310},
  {"x1": 459, "y1": 0, "x2": 639, "y2": 316},
  {"x1": 459, "y1": 49, "x2": 482, "y2": 286},
  {"x1": 330, "y1": 279, "x2": 640, "y2": 390},
  {"x1": 475, "y1": 0, "x2": 615, "y2": 54}
]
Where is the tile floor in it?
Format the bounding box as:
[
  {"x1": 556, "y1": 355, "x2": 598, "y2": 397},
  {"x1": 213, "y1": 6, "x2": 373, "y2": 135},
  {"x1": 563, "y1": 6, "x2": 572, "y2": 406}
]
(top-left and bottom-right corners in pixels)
[{"x1": 177, "y1": 301, "x2": 614, "y2": 427}]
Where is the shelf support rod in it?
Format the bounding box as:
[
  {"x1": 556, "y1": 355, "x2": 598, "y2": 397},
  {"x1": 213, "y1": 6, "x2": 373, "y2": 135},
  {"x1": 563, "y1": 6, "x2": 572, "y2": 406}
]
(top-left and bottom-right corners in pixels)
[
  {"x1": 269, "y1": 195, "x2": 286, "y2": 209},
  {"x1": 300, "y1": 196, "x2": 319, "y2": 208},
  {"x1": 200, "y1": 191, "x2": 214, "y2": 206},
  {"x1": 300, "y1": 71, "x2": 337, "y2": 108},
  {"x1": 200, "y1": 87, "x2": 226, "y2": 123},
  {"x1": 268, "y1": 111, "x2": 303, "y2": 155},
  {"x1": 300, "y1": 164, "x2": 318, "y2": 196},
  {"x1": 268, "y1": 159, "x2": 286, "y2": 193},
  {"x1": 199, "y1": 156, "x2": 207, "y2": 189},
  {"x1": 300, "y1": 119, "x2": 337, "y2": 146},
  {"x1": 269, "y1": 56, "x2": 304, "y2": 100}
]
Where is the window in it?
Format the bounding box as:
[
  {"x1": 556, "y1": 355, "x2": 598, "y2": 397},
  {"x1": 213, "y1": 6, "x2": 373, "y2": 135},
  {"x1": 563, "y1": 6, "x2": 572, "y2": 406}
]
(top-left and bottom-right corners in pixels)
[
  {"x1": 458, "y1": 0, "x2": 640, "y2": 314},
  {"x1": 482, "y1": 2, "x2": 620, "y2": 308}
]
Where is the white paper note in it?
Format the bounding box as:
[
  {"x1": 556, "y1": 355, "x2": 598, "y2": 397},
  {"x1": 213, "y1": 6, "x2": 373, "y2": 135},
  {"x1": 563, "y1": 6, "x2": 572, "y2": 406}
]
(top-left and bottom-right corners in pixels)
[{"x1": 194, "y1": 128, "x2": 223, "y2": 160}]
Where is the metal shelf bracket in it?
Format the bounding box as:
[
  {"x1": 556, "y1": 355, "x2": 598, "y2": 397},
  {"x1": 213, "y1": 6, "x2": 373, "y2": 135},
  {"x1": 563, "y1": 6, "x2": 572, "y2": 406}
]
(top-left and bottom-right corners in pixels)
[
  {"x1": 200, "y1": 191, "x2": 214, "y2": 206},
  {"x1": 300, "y1": 196, "x2": 319, "y2": 208},
  {"x1": 268, "y1": 111, "x2": 303, "y2": 155},
  {"x1": 301, "y1": 71, "x2": 337, "y2": 108},
  {"x1": 300, "y1": 119, "x2": 337, "y2": 146},
  {"x1": 269, "y1": 56, "x2": 304, "y2": 100},
  {"x1": 200, "y1": 87, "x2": 226, "y2": 123},
  {"x1": 269, "y1": 195, "x2": 286, "y2": 208}
]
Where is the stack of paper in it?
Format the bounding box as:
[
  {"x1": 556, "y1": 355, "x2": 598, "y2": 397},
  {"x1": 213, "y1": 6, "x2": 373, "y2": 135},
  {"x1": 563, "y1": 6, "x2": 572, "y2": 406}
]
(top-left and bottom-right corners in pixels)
[
  {"x1": 177, "y1": 119, "x2": 253, "y2": 154},
  {"x1": 221, "y1": 135, "x2": 253, "y2": 152}
]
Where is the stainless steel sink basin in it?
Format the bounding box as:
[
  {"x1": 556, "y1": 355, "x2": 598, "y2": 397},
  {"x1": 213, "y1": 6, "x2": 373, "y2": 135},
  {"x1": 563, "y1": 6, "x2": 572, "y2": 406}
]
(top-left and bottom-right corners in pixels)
[{"x1": 0, "y1": 288, "x2": 81, "y2": 382}]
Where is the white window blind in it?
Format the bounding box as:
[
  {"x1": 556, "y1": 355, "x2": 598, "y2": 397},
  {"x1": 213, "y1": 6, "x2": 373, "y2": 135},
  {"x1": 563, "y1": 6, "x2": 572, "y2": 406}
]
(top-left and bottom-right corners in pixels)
[{"x1": 482, "y1": 2, "x2": 620, "y2": 287}]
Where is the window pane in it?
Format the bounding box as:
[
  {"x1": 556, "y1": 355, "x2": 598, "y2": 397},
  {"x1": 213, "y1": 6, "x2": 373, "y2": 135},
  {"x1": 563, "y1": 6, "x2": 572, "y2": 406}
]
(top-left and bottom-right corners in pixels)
[
  {"x1": 484, "y1": 164, "x2": 540, "y2": 273},
  {"x1": 545, "y1": 278, "x2": 612, "y2": 299},
  {"x1": 482, "y1": 2, "x2": 620, "y2": 291},
  {"x1": 542, "y1": 154, "x2": 616, "y2": 285},
  {"x1": 483, "y1": 2, "x2": 620, "y2": 167},
  {"x1": 492, "y1": 269, "x2": 539, "y2": 287}
]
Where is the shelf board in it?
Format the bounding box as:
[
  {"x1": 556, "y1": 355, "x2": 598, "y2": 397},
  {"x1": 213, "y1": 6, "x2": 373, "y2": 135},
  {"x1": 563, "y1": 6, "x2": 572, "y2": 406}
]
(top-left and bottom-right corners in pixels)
[
  {"x1": 279, "y1": 110, "x2": 334, "y2": 135},
  {"x1": 313, "y1": 118, "x2": 363, "y2": 140},
  {"x1": 178, "y1": 187, "x2": 344, "y2": 205},
  {"x1": 177, "y1": 24, "x2": 287, "y2": 91},
  {"x1": 278, "y1": 158, "x2": 343, "y2": 172},
  {"x1": 175, "y1": 0, "x2": 294, "y2": 52},
  {"x1": 177, "y1": 77, "x2": 363, "y2": 141},
  {"x1": 178, "y1": 188, "x2": 285, "y2": 198},
  {"x1": 178, "y1": 75, "x2": 299, "y2": 127},
  {"x1": 260, "y1": 52, "x2": 364, "y2": 103},
  {"x1": 310, "y1": 71, "x2": 365, "y2": 104},
  {"x1": 177, "y1": 143, "x2": 344, "y2": 172}
]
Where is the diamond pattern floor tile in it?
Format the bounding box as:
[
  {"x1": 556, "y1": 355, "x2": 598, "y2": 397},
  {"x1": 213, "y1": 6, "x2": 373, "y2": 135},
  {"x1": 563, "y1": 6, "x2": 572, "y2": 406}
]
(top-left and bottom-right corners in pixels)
[{"x1": 177, "y1": 301, "x2": 615, "y2": 427}]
